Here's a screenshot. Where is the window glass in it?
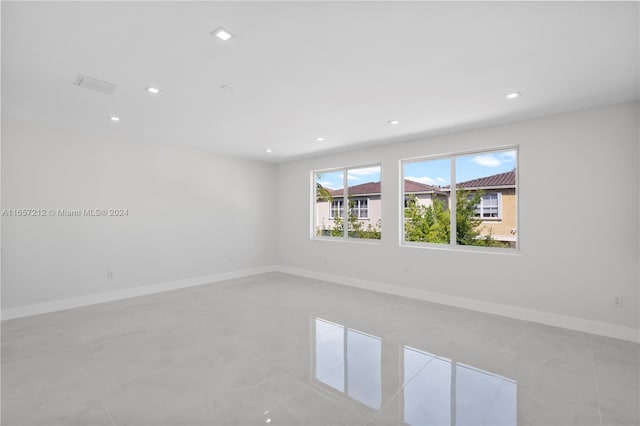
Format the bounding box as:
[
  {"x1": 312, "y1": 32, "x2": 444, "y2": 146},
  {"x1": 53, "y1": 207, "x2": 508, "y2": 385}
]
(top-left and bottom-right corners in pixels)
[
  {"x1": 455, "y1": 149, "x2": 517, "y2": 248},
  {"x1": 347, "y1": 166, "x2": 381, "y2": 239},
  {"x1": 313, "y1": 165, "x2": 381, "y2": 240},
  {"x1": 402, "y1": 148, "x2": 517, "y2": 250},
  {"x1": 402, "y1": 158, "x2": 451, "y2": 245},
  {"x1": 314, "y1": 170, "x2": 344, "y2": 238}
]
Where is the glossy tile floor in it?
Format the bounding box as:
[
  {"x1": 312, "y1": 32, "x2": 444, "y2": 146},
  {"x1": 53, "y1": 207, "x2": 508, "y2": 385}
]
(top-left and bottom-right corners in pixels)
[{"x1": 2, "y1": 272, "x2": 639, "y2": 425}]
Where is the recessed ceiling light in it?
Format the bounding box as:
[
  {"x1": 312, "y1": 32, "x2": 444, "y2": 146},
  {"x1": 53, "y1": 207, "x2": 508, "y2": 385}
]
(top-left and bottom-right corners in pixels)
[
  {"x1": 388, "y1": 120, "x2": 400, "y2": 125},
  {"x1": 145, "y1": 87, "x2": 161, "y2": 94},
  {"x1": 316, "y1": 137, "x2": 325, "y2": 142},
  {"x1": 505, "y1": 92, "x2": 521, "y2": 100},
  {"x1": 266, "y1": 149, "x2": 273, "y2": 153},
  {"x1": 212, "y1": 27, "x2": 235, "y2": 41},
  {"x1": 108, "y1": 116, "x2": 120, "y2": 122}
]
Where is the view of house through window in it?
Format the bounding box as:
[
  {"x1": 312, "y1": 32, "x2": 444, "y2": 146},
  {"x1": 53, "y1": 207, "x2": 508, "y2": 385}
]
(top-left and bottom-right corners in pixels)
[
  {"x1": 402, "y1": 148, "x2": 517, "y2": 249},
  {"x1": 403, "y1": 157, "x2": 451, "y2": 245},
  {"x1": 314, "y1": 165, "x2": 382, "y2": 240}
]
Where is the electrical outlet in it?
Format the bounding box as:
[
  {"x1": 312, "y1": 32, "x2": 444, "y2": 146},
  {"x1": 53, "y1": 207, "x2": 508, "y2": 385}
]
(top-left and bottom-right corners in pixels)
[
  {"x1": 613, "y1": 296, "x2": 623, "y2": 308},
  {"x1": 403, "y1": 267, "x2": 409, "y2": 273},
  {"x1": 323, "y1": 258, "x2": 328, "y2": 265},
  {"x1": 107, "y1": 270, "x2": 114, "y2": 279}
]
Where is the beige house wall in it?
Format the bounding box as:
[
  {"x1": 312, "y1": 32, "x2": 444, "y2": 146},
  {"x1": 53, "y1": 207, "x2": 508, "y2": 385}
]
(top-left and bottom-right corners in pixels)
[
  {"x1": 316, "y1": 190, "x2": 516, "y2": 242},
  {"x1": 476, "y1": 189, "x2": 516, "y2": 241},
  {"x1": 315, "y1": 195, "x2": 383, "y2": 234},
  {"x1": 316, "y1": 193, "x2": 436, "y2": 234}
]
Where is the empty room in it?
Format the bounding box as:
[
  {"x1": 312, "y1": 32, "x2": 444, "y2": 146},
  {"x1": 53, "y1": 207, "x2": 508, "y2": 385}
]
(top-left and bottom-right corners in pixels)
[{"x1": 1, "y1": 1, "x2": 639, "y2": 425}]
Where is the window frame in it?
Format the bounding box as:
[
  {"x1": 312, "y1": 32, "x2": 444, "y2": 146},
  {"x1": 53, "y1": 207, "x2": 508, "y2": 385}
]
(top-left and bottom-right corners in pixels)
[
  {"x1": 312, "y1": 163, "x2": 382, "y2": 242},
  {"x1": 350, "y1": 198, "x2": 369, "y2": 220},
  {"x1": 474, "y1": 192, "x2": 502, "y2": 220},
  {"x1": 329, "y1": 199, "x2": 344, "y2": 219},
  {"x1": 400, "y1": 146, "x2": 519, "y2": 252}
]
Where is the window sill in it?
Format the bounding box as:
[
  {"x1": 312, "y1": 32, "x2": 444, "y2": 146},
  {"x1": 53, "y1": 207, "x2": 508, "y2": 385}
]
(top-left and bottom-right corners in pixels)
[
  {"x1": 312, "y1": 236, "x2": 382, "y2": 245},
  {"x1": 400, "y1": 241, "x2": 520, "y2": 255}
]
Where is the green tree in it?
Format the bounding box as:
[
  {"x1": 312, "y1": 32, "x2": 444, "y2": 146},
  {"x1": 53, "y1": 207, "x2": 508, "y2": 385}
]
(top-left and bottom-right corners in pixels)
[
  {"x1": 346, "y1": 196, "x2": 381, "y2": 239},
  {"x1": 404, "y1": 190, "x2": 499, "y2": 246},
  {"x1": 329, "y1": 213, "x2": 343, "y2": 237},
  {"x1": 404, "y1": 195, "x2": 449, "y2": 243},
  {"x1": 455, "y1": 189, "x2": 482, "y2": 245},
  {"x1": 474, "y1": 227, "x2": 510, "y2": 248},
  {"x1": 316, "y1": 182, "x2": 332, "y2": 203}
]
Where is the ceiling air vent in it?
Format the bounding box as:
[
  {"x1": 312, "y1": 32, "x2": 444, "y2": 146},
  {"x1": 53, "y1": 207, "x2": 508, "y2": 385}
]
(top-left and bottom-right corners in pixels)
[{"x1": 72, "y1": 74, "x2": 118, "y2": 94}]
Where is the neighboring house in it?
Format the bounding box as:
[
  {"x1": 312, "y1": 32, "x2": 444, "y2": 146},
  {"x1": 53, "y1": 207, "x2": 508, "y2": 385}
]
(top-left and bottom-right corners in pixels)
[
  {"x1": 448, "y1": 170, "x2": 517, "y2": 247},
  {"x1": 316, "y1": 170, "x2": 516, "y2": 246},
  {"x1": 315, "y1": 180, "x2": 447, "y2": 235}
]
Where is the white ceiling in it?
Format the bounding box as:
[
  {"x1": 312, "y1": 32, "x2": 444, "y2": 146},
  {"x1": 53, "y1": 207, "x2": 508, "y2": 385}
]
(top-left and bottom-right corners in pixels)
[{"x1": 2, "y1": 1, "x2": 638, "y2": 162}]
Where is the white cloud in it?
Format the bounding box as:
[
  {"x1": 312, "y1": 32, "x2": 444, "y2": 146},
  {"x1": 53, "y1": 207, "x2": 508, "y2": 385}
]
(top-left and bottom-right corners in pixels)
[
  {"x1": 500, "y1": 151, "x2": 517, "y2": 162},
  {"x1": 470, "y1": 155, "x2": 502, "y2": 167},
  {"x1": 318, "y1": 181, "x2": 340, "y2": 190},
  {"x1": 405, "y1": 176, "x2": 436, "y2": 185},
  {"x1": 348, "y1": 166, "x2": 381, "y2": 176},
  {"x1": 436, "y1": 177, "x2": 447, "y2": 183},
  {"x1": 347, "y1": 174, "x2": 362, "y2": 181}
]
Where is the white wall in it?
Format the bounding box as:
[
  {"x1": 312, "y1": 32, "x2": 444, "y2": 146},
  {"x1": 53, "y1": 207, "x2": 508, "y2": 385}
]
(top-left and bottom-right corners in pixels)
[
  {"x1": 1, "y1": 119, "x2": 277, "y2": 310},
  {"x1": 277, "y1": 102, "x2": 640, "y2": 335}
]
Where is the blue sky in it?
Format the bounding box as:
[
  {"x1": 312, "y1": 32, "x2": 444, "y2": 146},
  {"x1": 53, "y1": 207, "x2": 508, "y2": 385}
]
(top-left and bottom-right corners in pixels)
[
  {"x1": 316, "y1": 166, "x2": 381, "y2": 190},
  {"x1": 405, "y1": 150, "x2": 516, "y2": 186},
  {"x1": 316, "y1": 150, "x2": 516, "y2": 190}
]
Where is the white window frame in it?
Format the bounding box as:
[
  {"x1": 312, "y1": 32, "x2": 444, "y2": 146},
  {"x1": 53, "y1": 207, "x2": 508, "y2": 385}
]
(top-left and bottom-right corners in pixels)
[
  {"x1": 312, "y1": 164, "x2": 381, "y2": 241},
  {"x1": 474, "y1": 192, "x2": 502, "y2": 220},
  {"x1": 400, "y1": 146, "x2": 518, "y2": 252},
  {"x1": 330, "y1": 199, "x2": 344, "y2": 219},
  {"x1": 350, "y1": 198, "x2": 369, "y2": 219}
]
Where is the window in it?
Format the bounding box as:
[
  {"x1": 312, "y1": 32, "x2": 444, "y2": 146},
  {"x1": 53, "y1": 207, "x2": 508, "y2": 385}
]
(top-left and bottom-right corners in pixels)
[
  {"x1": 402, "y1": 157, "x2": 451, "y2": 245},
  {"x1": 474, "y1": 193, "x2": 501, "y2": 219},
  {"x1": 313, "y1": 165, "x2": 381, "y2": 240},
  {"x1": 351, "y1": 198, "x2": 368, "y2": 219},
  {"x1": 402, "y1": 147, "x2": 517, "y2": 250},
  {"x1": 330, "y1": 200, "x2": 344, "y2": 219}
]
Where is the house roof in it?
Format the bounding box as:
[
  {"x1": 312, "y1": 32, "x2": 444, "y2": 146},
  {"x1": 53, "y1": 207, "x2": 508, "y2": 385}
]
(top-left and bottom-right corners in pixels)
[
  {"x1": 322, "y1": 171, "x2": 515, "y2": 198},
  {"x1": 404, "y1": 180, "x2": 444, "y2": 194},
  {"x1": 329, "y1": 182, "x2": 380, "y2": 197},
  {"x1": 328, "y1": 180, "x2": 445, "y2": 197},
  {"x1": 454, "y1": 170, "x2": 516, "y2": 189}
]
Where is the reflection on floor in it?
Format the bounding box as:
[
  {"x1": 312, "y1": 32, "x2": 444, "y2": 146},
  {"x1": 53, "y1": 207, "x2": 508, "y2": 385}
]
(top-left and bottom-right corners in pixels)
[
  {"x1": 313, "y1": 318, "x2": 517, "y2": 425},
  {"x1": 2, "y1": 272, "x2": 638, "y2": 425}
]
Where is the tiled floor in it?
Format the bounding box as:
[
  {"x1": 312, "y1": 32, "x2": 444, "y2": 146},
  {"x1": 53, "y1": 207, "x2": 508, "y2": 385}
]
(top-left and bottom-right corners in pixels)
[{"x1": 2, "y1": 272, "x2": 638, "y2": 425}]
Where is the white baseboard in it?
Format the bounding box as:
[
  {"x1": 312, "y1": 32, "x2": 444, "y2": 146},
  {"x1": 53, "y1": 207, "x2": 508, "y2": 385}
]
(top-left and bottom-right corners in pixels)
[
  {"x1": 1, "y1": 265, "x2": 277, "y2": 321},
  {"x1": 276, "y1": 265, "x2": 640, "y2": 343},
  {"x1": 4, "y1": 264, "x2": 638, "y2": 343}
]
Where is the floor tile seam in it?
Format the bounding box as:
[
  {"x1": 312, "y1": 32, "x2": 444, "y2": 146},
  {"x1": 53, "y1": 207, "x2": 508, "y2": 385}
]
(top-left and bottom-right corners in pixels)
[
  {"x1": 479, "y1": 378, "x2": 507, "y2": 426},
  {"x1": 346, "y1": 341, "x2": 384, "y2": 362},
  {"x1": 301, "y1": 380, "x2": 375, "y2": 420},
  {"x1": 254, "y1": 356, "x2": 315, "y2": 390},
  {"x1": 271, "y1": 364, "x2": 373, "y2": 422},
  {"x1": 80, "y1": 367, "x2": 117, "y2": 426},
  {"x1": 246, "y1": 380, "x2": 333, "y2": 424},
  {"x1": 589, "y1": 340, "x2": 604, "y2": 425},
  {"x1": 362, "y1": 354, "x2": 438, "y2": 424},
  {"x1": 128, "y1": 400, "x2": 196, "y2": 426},
  {"x1": 80, "y1": 362, "x2": 163, "y2": 426},
  {"x1": 166, "y1": 304, "x2": 245, "y2": 329},
  {"x1": 1, "y1": 362, "x2": 91, "y2": 401}
]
